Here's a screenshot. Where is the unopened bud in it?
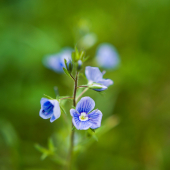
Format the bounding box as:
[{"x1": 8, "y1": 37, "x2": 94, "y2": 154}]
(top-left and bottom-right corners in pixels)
[{"x1": 77, "y1": 60, "x2": 83, "y2": 71}]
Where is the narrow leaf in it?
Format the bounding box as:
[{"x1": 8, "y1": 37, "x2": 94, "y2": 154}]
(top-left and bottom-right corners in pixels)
[
  {"x1": 60, "y1": 105, "x2": 67, "y2": 115},
  {"x1": 75, "y1": 46, "x2": 79, "y2": 61},
  {"x1": 43, "y1": 94, "x2": 54, "y2": 100},
  {"x1": 63, "y1": 67, "x2": 72, "y2": 78},
  {"x1": 72, "y1": 126, "x2": 76, "y2": 131},
  {"x1": 79, "y1": 51, "x2": 85, "y2": 60},
  {"x1": 35, "y1": 144, "x2": 48, "y2": 153},
  {"x1": 41, "y1": 153, "x2": 48, "y2": 160},
  {"x1": 79, "y1": 73, "x2": 87, "y2": 80},
  {"x1": 82, "y1": 55, "x2": 90, "y2": 62}
]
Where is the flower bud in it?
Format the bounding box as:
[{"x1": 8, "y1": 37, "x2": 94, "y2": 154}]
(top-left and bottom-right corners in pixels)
[
  {"x1": 77, "y1": 60, "x2": 83, "y2": 71},
  {"x1": 66, "y1": 60, "x2": 73, "y2": 73},
  {"x1": 88, "y1": 83, "x2": 107, "y2": 91}
]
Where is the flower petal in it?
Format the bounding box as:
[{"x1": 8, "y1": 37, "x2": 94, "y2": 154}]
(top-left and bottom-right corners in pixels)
[
  {"x1": 70, "y1": 109, "x2": 81, "y2": 129},
  {"x1": 39, "y1": 108, "x2": 53, "y2": 119},
  {"x1": 70, "y1": 109, "x2": 79, "y2": 116},
  {"x1": 78, "y1": 121, "x2": 92, "y2": 130},
  {"x1": 88, "y1": 109, "x2": 102, "y2": 129},
  {"x1": 39, "y1": 99, "x2": 54, "y2": 119},
  {"x1": 50, "y1": 114, "x2": 57, "y2": 123},
  {"x1": 60, "y1": 48, "x2": 73, "y2": 61},
  {"x1": 96, "y1": 43, "x2": 120, "y2": 69},
  {"x1": 50, "y1": 100, "x2": 61, "y2": 120},
  {"x1": 97, "y1": 79, "x2": 114, "y2": 87},
  {"x1": 85, "y1": 66, "x2": 103, "y2": 82},
  {"x1": 40, "y1": 98, "x2": 49, "y2": 105},
  {"x1": 76, "y1": 97, "x2": 95, "y2": 114},
  {"x1": 43, "y1": 55, "x2": 64, "y2": 73},
  {"x1": 43, "y1": 48, "x2": 73, "y2": 73},
  {"x1": 72, "y1": 114, "x2": 81, "y2": 130}
]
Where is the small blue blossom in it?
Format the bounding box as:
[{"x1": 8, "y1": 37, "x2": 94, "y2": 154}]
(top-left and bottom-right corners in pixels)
[
  {"x1": 39, "y1": 98, "x2": 61, "y2": 122},
  {"x1": 70, "y1": 97, "x2": 102, "y2": 130},
  {"x1": 96, "y1": 43, "x2": 120, "y2": 69},
  {"x1": 43, "y1": 48, "x2": 73, "y2": 73},
  {"x1": 85, "y1": 66, "x2": 113, "y2": 91}
]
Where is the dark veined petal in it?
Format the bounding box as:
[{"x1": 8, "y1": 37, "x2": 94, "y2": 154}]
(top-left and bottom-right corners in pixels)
[
  {"x1": 70, "y1": 109, "x2": 81, "y2": 129},
  {"x1": 88, "y1": 109, "x2": 103, "y2": 129},
  {"x1": 70, "y1": 109, "x2": 80, "y2": 117},
  {"x1": 76, "y1": 97, "x2": 95, "y2": 114},
  {"x1": 72, "y1": 114, "x2": 81, "y2": 130},
  {"x1": 39, "y1": 99, "x2": 54, "y2": 119},
  {"x1": 85, "y1": 66, "x2": 103, "y2": 82}
]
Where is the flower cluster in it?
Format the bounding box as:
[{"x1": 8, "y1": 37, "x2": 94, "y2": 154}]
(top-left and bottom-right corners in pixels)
[{"x1": 40, "y1": 44, "x2": 118, "y2": 130}]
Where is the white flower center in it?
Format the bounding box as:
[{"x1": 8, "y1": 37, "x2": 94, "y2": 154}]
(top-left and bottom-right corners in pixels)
[{"x1": 79, "y1": 112, "x2": 88, "y2": 121}]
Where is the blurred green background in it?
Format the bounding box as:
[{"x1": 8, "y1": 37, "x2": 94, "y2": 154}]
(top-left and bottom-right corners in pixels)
[{"x1": 1, "y1": 0, "x2": 170, "y2": 169}]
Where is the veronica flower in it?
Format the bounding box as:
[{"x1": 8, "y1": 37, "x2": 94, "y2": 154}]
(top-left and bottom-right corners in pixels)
[
  {"x1": 43, "y1": 48, "x2": 73, "y2": 73},
  {"x1": 85, "y1": 66, "x2": 113, "y2": 91},
  {"x1": 39, "y1": 98, "x2": 61, "y2": 122},
  {"x1": 96, "y1": 43, "x2": 120, "y2": 69},
  {"x1": 70, "y1": 97, "x2": 102, "y2": 130}
]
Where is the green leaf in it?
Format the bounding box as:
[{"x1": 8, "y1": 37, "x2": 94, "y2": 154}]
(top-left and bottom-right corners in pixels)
[
  {"x1": 90, "y1": 128, "x2": 95, "y2": 132},
  {"x1": 52, "y1": 155, "x2": 67, "y2": 165},
  {"x1": 60, "y1": 104, "x2": 67, "y2": 115},
  {"x1": 35, "y1": 144, "x2": 49, "y2": 153},
  {"x1": 79, "y1": 51, "x2": 85, "y2": 60},
  {"x1": 72, "y1": 126, "x2": 76, "y2": 131},
  {"x1": 82, "y1": 55, "x2": 89, "y2": 62},
  {"x1": 72, "y1": 106, "x2": 76, "y2": 109},
  {"x1": 75, "y1": 46, "x2": 80, "y2": 61},
  {"x1": 64, "y1": 59, "x2": 67, "y2": 69},
  {"x1": 71, "y1": 51, "x2": 75, "y2": 62},
  {"x1": 79, "y1": 73, "x2": 87, "y2": 80},
  {"x1": 48, "y1": 138, "x2": 56, "y2": 152},
  {"x1": 63, "y1": 67, "x2": 72, "y2": 78},
  {"x1": 43, "y1": 94, "x2": 54, "y2": 99},
  {"x1": 41, "y1": 153, "x2": 48, "y2": 160},
  {"x1": 92, "y1": 133, "x2": 98, "y2": 142},
  {"x1": 86, "y1": 129, "x2": 98, "y2": 142}
]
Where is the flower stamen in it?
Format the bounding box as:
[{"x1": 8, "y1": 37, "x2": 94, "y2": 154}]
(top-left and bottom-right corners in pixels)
[{"x1": 79, "y1": 112, "x2": 88, "y2": 121}]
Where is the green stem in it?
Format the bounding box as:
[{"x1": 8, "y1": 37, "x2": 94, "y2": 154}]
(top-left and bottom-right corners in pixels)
[
  {"x1": 67, "y1": 72, "x2": 78, "y2": 169},
  {"x1": 77, "y1": 85, "x2": 88, "y2": 88},
  {"x1": 59, "y1": 97, "x2": 73, "y2": 100},
  {"x1": 76, "y1": 88, "x2": 88, "y2": 102}
]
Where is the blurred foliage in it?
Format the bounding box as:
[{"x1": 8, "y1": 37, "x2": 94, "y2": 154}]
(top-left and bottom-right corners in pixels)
[{"x1": 0, "y1": 0, "x2": 170, "y2": 170}]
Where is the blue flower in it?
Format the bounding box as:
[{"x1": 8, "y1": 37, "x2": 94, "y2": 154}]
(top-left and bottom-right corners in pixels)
[
  {"x1": 43, "y1": 48, "x2": 73, "y2": 73},
  {"x1": 70, "y1": 97, "x2": 102, "y2": 130},
  {"x1": 96, "y1": 43, "x2": 120, "y2": 69},
  {"x1": 85, "y1": 66, "x2": 113, "y2": 91},
  {"x1": 39, "y1": 98, "x2": 61, "y2": 122}
]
